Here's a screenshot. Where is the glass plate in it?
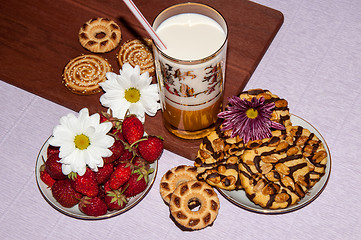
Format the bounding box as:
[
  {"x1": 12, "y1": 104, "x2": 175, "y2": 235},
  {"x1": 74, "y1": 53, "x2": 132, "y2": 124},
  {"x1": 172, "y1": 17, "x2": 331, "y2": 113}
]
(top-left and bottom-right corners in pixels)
[
  {"x1": 217, "y1": 114, "x2": 331, "y2": 214},
  {"x1": 35, "y1": 136, "x2": 158, "y2": 220}
]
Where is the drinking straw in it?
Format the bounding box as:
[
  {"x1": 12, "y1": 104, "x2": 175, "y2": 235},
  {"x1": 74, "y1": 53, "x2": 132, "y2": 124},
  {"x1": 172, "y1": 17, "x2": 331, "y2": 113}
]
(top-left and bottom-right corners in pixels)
[{"x1": 122, "y1": 0, "x2": 167, "y2": 50}]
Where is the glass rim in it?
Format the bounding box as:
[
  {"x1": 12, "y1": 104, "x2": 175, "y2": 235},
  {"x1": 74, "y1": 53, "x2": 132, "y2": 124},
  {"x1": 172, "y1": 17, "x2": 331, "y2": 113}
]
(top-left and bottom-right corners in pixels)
[{"x1": 152, "y1": 2, "x2": 229, "y2": 64}]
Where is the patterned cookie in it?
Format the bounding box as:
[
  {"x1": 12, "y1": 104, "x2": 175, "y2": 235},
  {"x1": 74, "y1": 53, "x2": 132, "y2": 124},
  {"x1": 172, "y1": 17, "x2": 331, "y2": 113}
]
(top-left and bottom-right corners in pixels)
[
  {"x1": 79, "y1": 17, "x2": 121, "y2": 53},
  {"x1": 194, "y1": 127, "x2": 244, "y2": 190},
  {"x1": 285, "y1": 125, "x2": 328, "y2": 187},
  {"x1": 238, "y1": 126, "x2": 327, "y2": 209},
  {"x1": 160, "y1": 165, "x2": 198, "y2": 205},
  {"x1": 62, "y1": 54, "x2": 112, "y2": 95},
  {"x1": 238, "y1": 89, "x2": 292, "y2": 127},
  {"x1": 117, "y1": 38, "x2": 155, "y2": 76},
  {"x1": 169, "y1": 180, "x2": 220, "y2": 230}
]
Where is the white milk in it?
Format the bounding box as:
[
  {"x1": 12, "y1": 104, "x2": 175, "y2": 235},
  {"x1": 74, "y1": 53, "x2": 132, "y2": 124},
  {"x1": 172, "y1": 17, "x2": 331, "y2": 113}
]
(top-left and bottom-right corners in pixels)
[
  {"x1": 156, "y1": 13, "x2": 226, "y2": 60},
  {"x1": 154, "y1": 12, "x2": 228, "y2": 112}
]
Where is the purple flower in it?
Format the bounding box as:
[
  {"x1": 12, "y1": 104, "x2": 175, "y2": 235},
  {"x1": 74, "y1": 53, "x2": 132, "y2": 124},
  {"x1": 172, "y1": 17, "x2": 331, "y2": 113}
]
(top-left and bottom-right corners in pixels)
[{"x1": 217, "y1": 96, "x2": 285, "y2": 143}]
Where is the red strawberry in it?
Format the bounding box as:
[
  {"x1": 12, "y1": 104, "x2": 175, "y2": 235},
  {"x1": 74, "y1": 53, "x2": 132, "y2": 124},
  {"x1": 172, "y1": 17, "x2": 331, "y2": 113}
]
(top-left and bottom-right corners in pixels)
[
  {"x1": 137, "y1": 136, "x2": 164, "y2": 163},
  {"x1": 103, "y1": 139, "x2": 124, "y2": 164},
  {"x1": 133, "y1": 156, "x2": 152, "y2": 178},
  {"x1": 114, "y1": 147, "x2": 134, "y2": 165},
  {"x1": 99, "y1": 112, "x2": 110, "y2": 123},
  {"x1": 100, "y1": 112, "x2": 124, "y2": 136},
  {"x1": 51, "y1": 179, "x2": 82, "y2": 208},
  {"x1": 45, "y1": 154, "x2": 66, "y2": 180},
  {"x1": 122, "y1": 115, "x2": 144, "y2": 145},
  {"x1": 95, "y1": 163, "x2": 114, "y2": 184},
  {"x1": 133, "y1": 156, "x2": 149, "y2": 169},
  {"x1": 69, "y1": 168, "x2": 98, "y2": 197},
  {"x1": 103, "y1": 180, "x2": 112, "y2": 192},
  {"x1": 110, "y1": 127, "x2": 125, "y2": 141},
  {"x1": 79, "y1": 196, "x2": 108, "y2": 217},
  {"x1": 40, "y1": 164, "x2": 56, "y2": 187},
  {"x1": 47, "y1": 145, "x2": 60, "y2": 158},
  {"x1": 104, "y1": 189, "x2": 127, "y2": 211},
  {"x1": 109, "y1": 163, "x2": 131, "y2": 190},
  {"x1": 123, "y1": 172, "x2": 148, "y2": 198},
  {"x1": 98, "y1": 184, "x2": 106, "y2": 200}
]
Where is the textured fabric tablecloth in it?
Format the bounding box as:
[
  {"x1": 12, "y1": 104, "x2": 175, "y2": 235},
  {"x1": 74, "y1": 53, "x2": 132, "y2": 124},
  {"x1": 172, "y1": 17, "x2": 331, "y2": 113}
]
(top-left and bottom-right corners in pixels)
[{"x1": 1, "y1": 0, "x2": 361, "y2": 239}]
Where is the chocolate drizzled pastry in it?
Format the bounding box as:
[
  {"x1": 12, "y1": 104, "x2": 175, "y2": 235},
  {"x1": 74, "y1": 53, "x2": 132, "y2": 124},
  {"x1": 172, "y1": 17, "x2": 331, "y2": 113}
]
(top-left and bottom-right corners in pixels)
[
  {"x1": 238, "y1": 126, "x2": 327, "y2": 209},
  {"x1": 194, "y1": 89, "x2": 327, "y2": 209}
]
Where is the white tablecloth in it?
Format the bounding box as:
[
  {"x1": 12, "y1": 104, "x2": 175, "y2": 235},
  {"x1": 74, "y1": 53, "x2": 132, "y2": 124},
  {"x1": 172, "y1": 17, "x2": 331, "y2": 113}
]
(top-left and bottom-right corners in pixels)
[{"x1": 1, "y1": 0, "x2": 361, "y2": 239}]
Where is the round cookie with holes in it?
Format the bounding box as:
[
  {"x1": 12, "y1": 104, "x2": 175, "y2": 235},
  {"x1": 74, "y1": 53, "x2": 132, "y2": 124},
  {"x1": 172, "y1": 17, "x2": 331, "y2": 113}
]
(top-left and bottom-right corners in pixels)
[
  {"x1": 160, "y1": 165, "x2": 198, "y2": 205},
  {"x1": 169, "y1": 180, "x2": 220, "y2": 230},
  {"x1": 79, "y1": 17, "x2": 121, "y2": 53}
]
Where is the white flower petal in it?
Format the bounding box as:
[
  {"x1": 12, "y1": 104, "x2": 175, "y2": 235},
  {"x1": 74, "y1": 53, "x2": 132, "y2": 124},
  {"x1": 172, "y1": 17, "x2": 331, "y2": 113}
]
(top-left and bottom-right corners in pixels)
[
  {"x1": 59, "y1": 141, "x2": 75, "y2": 158},
  {"x1": 50, "y1": 108, "x2": 115, "y2": 176},
  {"x1": 61, "y1": 164, "x2": 72, "y2": 175}
]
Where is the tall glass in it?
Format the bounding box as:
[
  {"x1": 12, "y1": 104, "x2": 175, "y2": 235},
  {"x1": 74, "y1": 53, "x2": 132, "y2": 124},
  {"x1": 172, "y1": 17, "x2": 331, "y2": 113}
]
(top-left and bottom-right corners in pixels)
[{"x1": 152, "y1": 2, "x2": 228, "y2": 139}]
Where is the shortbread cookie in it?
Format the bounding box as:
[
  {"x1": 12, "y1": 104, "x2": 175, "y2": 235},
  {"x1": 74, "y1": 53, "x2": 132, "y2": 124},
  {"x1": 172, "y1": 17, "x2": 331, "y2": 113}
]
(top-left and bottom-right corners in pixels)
[
  {"x1": 62, "y1": 54, "x2": 112, "y2": 95},
  {"x1": 238, "y1": 126, "x2": 327, "y2": 209},
  {"x1": 169, "y1": 180, "x2": 220, "y2": 230},
  {"x1": 160, "y1": 165, "x2": 198, "y2": 204},
  {"x1": 79, "y1": 17, "x2": 121, "y2": 53},
  {"x1": 238, "y1": 89, "x2": 292, "y2": 127},
  {"x1": 117, "y1": 38, "x2": 155, "y2": 76},
  {"x1": 238, "y1": 129, "x2": 310, "y2": 209},
  {"x1": 285, "y1": 125, "x2": 328, "y2": 187},
  {"x1": 194, "y1": 128, "x2": 244, "y2": 190}
]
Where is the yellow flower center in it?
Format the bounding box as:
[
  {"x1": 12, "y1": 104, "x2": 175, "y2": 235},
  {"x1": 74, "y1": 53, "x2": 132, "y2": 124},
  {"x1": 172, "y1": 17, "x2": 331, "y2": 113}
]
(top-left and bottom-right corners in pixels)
[
  {"x1": 124, "y1": 88, "x2": 140, "y2": 103},
  {"x1": 246, "y1": 108, "x2": 258, "y2": 119},
  {"x1": 74, "y1": 134, "x2": 90, "y2": 150}
]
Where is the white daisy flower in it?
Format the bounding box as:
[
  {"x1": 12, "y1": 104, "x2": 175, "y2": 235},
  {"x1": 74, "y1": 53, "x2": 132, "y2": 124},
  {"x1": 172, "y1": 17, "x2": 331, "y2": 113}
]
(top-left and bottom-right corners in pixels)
[
  {"x1": 99, "y1": 63, "x2": 160, "y2": 123},
  {"x1": 49, "y1": 108, "x2": 114, "y2": 176}
]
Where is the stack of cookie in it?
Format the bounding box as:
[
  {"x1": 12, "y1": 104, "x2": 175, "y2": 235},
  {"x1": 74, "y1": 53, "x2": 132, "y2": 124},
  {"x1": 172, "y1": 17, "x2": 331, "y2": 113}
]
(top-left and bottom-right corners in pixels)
[
  {"x1": 194, "y1": 89, "x2": 328, "y2": 209},
  {"x1": 159, "y1": 165, "x2": 220, "y2": 231}
]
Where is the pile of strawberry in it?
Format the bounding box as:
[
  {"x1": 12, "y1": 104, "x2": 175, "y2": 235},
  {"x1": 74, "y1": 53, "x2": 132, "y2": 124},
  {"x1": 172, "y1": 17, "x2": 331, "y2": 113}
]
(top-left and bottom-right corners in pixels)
[{"x1": 39, "y1": 114, "x2": 164, "y2": 217}]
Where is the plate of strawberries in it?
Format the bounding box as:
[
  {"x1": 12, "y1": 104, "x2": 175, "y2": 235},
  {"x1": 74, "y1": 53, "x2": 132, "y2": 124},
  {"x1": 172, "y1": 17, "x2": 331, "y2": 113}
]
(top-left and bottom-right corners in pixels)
[{"x1": 35, "y1": 114, "x2": 163, "y2": 220}]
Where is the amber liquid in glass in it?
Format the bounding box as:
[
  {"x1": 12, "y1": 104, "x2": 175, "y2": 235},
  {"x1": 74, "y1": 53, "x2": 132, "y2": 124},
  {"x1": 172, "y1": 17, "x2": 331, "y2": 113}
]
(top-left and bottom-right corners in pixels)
[{"x1": 162, "y1": 96, "x2": 223, "y2": 139}]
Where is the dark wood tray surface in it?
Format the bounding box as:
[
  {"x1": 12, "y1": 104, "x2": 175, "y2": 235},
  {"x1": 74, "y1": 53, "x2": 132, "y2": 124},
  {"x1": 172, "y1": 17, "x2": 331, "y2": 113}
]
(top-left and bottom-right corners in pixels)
[{"x1": 0, "y1": 0, "x2": 283, "y2": 160}]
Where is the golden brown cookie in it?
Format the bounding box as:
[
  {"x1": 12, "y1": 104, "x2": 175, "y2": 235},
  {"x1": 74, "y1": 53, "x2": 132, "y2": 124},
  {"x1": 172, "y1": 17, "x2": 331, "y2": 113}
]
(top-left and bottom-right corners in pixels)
[
  {"x1": 285, "y1": 125, "x2": 328, "y2": 187},
  {"x1": 238, "y1": 130, "x2": 307, "y2": 209},
  {"x1": 117, "y1": 38, "x2": 155, "y2": 76},
  {"x1": 159, "y1": 165, "x2": 198, "y2": 205},
  {"x1": 194, "y1": 127, "x2": 244, "y2": 190},
  {"x1": 62, "y1": 54, "x2": 112, "y2": 95},
  {"x1": 79, "y1": 17, "x2": 121, "y2": 53},
  {"x1": 238, "y1": 126, "x2": 327, "y2": 209},
  {"x1": 238, "y1": 89, "x2": 292, "y2": 128},
  {"x1": 169, "y1": 180, "x2": 220, "y2": 230}
]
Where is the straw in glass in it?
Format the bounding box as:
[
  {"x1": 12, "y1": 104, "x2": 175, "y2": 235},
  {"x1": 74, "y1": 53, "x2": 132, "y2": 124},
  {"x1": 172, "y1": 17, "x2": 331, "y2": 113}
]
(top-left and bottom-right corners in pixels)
[{"x1": 122, "y1": 0, "x2": 167, "y2": 50}]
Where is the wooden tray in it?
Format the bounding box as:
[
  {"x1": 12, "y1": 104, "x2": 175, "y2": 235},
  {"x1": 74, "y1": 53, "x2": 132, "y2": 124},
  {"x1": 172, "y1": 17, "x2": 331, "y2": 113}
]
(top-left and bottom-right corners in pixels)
[{"x1": 0, "y1": 0, "x2": 283, "y2": 160}]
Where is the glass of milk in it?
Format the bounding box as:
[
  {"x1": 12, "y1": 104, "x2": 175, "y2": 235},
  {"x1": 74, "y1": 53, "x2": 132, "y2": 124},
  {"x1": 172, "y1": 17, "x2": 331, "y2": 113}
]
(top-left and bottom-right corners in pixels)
[{"x1": 152, "y1": 2, "x2": 228, "y2": 140}]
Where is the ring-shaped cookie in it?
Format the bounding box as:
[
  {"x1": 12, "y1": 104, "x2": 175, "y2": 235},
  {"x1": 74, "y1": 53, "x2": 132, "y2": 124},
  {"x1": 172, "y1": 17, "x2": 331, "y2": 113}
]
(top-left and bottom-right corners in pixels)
[
  {"x1": 169, "y1": 180, "x2": 220, "y2": 230},
  {"x1": 117, "y1": 38, "x2": 155, "y2": 76},
  {"x1": 79, "y1": 17, "x2": 121, "y2": 53},
  {"x1": 62, "y1": 54, "x2": 112, "y2": 95},
  {"x1": 160, "y1": 165, "x2": 198, "y2": 204}
]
